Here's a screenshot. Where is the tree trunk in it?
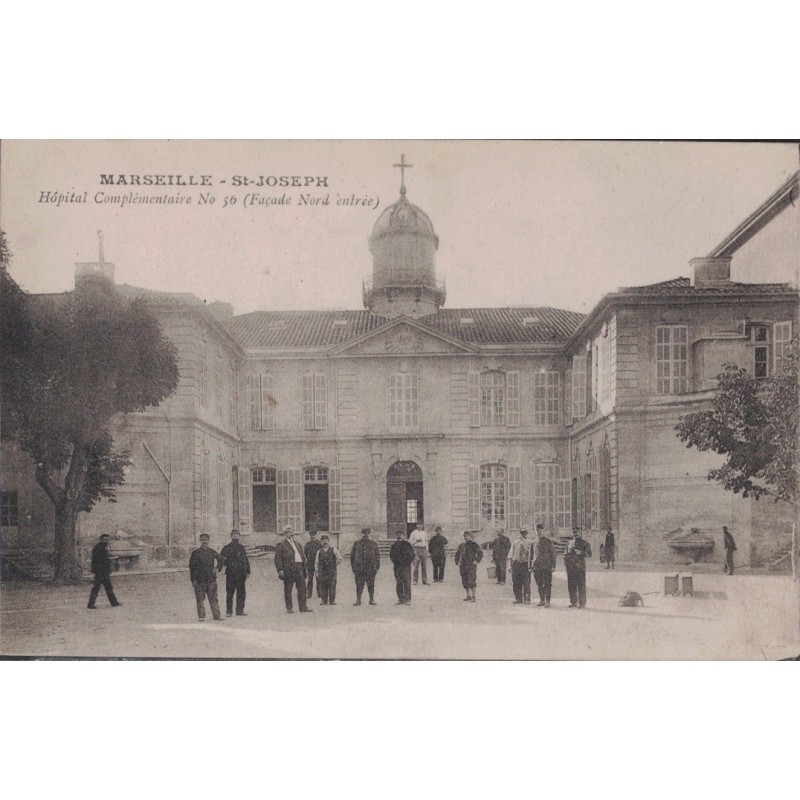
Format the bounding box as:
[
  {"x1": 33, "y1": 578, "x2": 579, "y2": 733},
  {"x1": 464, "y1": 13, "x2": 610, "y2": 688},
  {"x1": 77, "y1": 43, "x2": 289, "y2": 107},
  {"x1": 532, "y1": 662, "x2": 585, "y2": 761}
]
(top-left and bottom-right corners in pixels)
[{"x1": 52, "y1": 499, "x2": 83, "y2": 583}]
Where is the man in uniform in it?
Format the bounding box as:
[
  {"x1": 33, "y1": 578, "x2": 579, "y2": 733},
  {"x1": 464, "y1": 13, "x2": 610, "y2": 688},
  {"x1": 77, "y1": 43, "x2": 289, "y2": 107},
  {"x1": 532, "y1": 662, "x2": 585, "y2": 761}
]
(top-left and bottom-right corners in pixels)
[
  {"x1": 723, "y1": 526, "x2": 737, "y2": 575},
  {"x1": 510, "y1": 529, "x2": 533, "y2": 604},
  {"x1": 87, "y1": 533, "x2": 122, "y2": 609},
  {"x1": 304, "y1": 528, "x2": 323, "y2": 599},
  {"x1": 531, "y1": 523, "x2": 556, "y2": 607},
  {"x1": 350, "y1": 527, "x2": 380, "y2": 606},
  {"x1": 189, "y1": 533, "x2": 225, "y2": 621},
  {"x1": 314, "y1": 534, "x2": 342, "y2": 605},
  {"x1": 564, "y1": 527, "x2": 592, "y2": 608},
  {"x1": 274, "y1": 525, "x2": 312, "y2": 613},
  {"x1": 428, "y1": 525, "x2": 449, "y2": 582},
  {"x1": 408, "y1": 522, "x2": 429, "y2": 585},
  {"x1": 454, "y1": 530, "x2": 483, "y2": 602},
  {"x1": 603, "y1": 528, "x2": 616, "y2": 570},
  {"x1": 492, "y1": 528, "x2": 512, "y2": 585},
  {"x1": 389, "y1": 530, "x2": 416, "y2": 604},
  {"x1": 219, "y1": 529, "x2": 250, "y2": 616}
]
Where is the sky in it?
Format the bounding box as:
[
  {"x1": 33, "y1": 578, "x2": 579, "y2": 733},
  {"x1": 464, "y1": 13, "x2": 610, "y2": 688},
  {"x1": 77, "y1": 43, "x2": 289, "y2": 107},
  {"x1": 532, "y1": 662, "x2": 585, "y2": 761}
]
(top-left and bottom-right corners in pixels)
[{"x1": 1, "y1": 140, "x2": 797, "y2": 316}]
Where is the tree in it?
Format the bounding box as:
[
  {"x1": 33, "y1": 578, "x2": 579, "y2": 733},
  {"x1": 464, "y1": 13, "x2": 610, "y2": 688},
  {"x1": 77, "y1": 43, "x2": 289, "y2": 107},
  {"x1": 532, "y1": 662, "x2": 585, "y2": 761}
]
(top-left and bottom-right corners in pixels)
[
  {"x1": 1, "y1": 237, "x2": 179, "y2": 582},
  {"x1": 675, "y1": 343, "x2": 798, "y2": 504}
]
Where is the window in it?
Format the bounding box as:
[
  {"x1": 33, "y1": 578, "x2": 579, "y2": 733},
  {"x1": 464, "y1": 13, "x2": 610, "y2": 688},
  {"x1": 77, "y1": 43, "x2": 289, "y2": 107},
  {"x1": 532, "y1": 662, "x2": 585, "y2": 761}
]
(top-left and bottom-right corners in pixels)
[
  {"x1": 533, "y1": 370, "x2": 561, "y2": 425},
  {"x1": 774, "y1": 322, "x2": 792, "y2": 375},
  {"x1": 656, "y1": 325, "x2": 688, "y2": 394},
  {"x1": 214, "y1": 352, "x2": 225, "y2": 417},
  {"x1": 252, "y1": 467, "x2": 277, "y2": 532},
  {"x1": 1, "y1": 492, "x2": 19, "y2": 526},
  {"x1": 389, "y1": 373, "x2": 418, "y2": 427},
  {"x1": 302, "y1": 373, "x2": 328, "y2": 430},
  {"x1": 199, "y1": 341, "x2": 209, "y2": 408},
  {"x1": 480, "y1": 464, "x2": 507, "y2": 526},
  {"x1": 304, "y1": 466, "x2": 329, "y2": 531},
  {"x1": 598, "y1": 333, "x2": 611, "y2": 404},
  {"x1": 217, "y1": 456, "x2": 227, "y2": 532},
  {"x1": 201, "y1": 445, "x2": 210, "y2": 533},
  {"x1": 248, "y1": 374, "x2": 276, "y2": 430},
  {"x1": 406, "y1": 499, "x2": 419, "y2": 524},
  {"x1": 572, "y1": 355, "x2": 587, "y2": 419},
  {"x1": 228, "y1": 367, "x2": 236, "y2": 426},
  {"x1": 749, "y1": 324, "x2": 770, "y2": 378},
  {"x1": 599, "y1": 439, "x2": 612, "y2": 530},
  {"x1": 533, "y1": 464, "x2": 558, "y2": 531},
  {"x1": 480, "y1": 371, "x2": 506, "y2": 426}
]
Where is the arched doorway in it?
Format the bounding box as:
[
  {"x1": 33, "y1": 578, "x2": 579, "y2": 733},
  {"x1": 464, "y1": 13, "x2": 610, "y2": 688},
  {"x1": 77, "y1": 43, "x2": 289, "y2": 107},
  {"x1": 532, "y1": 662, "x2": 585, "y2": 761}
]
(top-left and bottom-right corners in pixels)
[{"x1": 387, "y1": 461, "x2": 423, "y2": 537}]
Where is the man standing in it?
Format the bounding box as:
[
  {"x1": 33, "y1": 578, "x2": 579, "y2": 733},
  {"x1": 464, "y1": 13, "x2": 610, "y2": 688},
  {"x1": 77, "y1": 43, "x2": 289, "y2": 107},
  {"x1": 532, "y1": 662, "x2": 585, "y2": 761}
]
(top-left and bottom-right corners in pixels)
[
  {"x1": 304, "y1": 529, "x2": 323, "y2": 599},
  {"x1": 350, "y1": 527, "x2": 380, "y2": 606},
  {"x1": 510, "y1": 529, "x2": 533, "y2": 604},
  {"x1": 531, "y1": 523, "x2": 556, "y2": 607},
  {"x1": 492, "y1": 528, "x2": 512, "y2": 585},
  {"x1": 87, "y1": 534, "x2": 121, "y2": 609},
  {"x1": 189, "y1": 533, "x2": 224, "y2": 621},
  {"x1": 723, "y1": 526, "x2": 737, "y2": 575},
  {"x1": 603, "y1": 528, "x2": 616, "y2": 570},
  {"x1": 454, "y1": 530, "x2": 483, "y2": 602},
  {"x1": 219, "y1": 529, "x2": 250, "y2": 616},
  {"x1": 409, "y1": 522, "x2": 429, "y2": 585},
  {"x1": 389, "y1": 530, "x2": 416, "y2": 604},
  {"x1": 315, "y1": 534, "x2": 342, "y2": 605},
  {"x1": 274, "y1": 525, "x2": 312, "y2": 613},
  {"x1": 564, "y1": 527, "x2": 592, "y2": 608},
  {"x1": 428, "y1": 526, "x2": 449, "y2": 582}
]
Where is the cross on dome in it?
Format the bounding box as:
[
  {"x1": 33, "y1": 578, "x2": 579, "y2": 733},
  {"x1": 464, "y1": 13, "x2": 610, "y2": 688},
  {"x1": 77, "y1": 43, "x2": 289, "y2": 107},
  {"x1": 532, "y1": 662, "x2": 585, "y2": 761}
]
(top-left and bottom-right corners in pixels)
[{"x1": 393, "y1": 154, "x2": 413, "y2": 196}]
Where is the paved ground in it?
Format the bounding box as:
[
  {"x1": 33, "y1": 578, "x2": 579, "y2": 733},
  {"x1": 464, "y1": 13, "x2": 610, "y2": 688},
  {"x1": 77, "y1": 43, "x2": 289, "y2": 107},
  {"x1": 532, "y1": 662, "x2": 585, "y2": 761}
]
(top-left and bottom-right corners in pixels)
[{"x1": 1, "y1": 560, "x2": 798, "y2": 659}]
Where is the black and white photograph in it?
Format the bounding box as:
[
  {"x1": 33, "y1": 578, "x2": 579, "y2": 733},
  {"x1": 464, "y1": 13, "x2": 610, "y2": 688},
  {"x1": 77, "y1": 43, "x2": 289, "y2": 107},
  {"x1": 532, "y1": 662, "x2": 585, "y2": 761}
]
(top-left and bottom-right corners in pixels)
[{"x1": 1, "y1": 139, "x2": 798, "y2": 660}]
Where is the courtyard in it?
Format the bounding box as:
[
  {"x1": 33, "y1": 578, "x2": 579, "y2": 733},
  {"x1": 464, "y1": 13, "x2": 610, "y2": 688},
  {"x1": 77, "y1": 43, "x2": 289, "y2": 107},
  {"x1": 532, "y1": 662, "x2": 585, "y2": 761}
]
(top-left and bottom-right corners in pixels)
[{"x1": 1, "y1": 560, "x2": 797, "y2": 660}]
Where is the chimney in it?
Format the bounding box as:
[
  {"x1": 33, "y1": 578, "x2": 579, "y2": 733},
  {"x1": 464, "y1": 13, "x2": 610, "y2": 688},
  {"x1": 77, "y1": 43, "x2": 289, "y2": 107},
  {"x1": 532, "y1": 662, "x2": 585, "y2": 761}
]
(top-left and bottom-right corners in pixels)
[
  {"x1": 691, "y1": 256, "x2": 731, "y2": 288},
  {"x1": 75, "y1": 230, "x2": 115, "y2": 287}
]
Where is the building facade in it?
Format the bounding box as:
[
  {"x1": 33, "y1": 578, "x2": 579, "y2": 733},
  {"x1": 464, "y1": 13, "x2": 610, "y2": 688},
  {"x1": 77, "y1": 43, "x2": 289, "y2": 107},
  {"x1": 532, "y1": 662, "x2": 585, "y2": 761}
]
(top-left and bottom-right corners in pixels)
[{"x1": 1, "y1": 171, "x2": 797, "y2": 573}]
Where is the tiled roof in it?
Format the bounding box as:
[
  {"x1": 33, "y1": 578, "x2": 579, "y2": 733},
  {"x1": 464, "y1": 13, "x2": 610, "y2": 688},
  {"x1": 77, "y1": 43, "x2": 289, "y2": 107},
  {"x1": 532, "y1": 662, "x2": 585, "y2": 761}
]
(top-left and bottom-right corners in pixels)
[
  {"x1": 619, "y1": 277, "x2": 796, "y2": 296},
  {"x1": 224, "y1": 306, "x2": 585, "y2": 349}
]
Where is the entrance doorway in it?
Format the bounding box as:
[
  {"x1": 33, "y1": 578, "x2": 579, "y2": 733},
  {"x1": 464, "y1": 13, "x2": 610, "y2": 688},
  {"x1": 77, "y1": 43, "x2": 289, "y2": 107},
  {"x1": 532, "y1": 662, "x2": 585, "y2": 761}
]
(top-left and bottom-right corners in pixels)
[{"x1": 387, "y1": 461, "x2": 424, "y2": 536}]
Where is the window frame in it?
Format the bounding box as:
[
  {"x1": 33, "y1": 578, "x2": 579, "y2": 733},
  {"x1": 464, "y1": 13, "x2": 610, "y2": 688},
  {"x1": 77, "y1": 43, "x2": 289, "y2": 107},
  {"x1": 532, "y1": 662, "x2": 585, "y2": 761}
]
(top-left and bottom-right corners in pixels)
[
  {"x1": 480, "y1": 463, "x2": 507, "y2": 527},
  {"x1": 655, "y1": 324, "x2": 689, "y2": 395}
]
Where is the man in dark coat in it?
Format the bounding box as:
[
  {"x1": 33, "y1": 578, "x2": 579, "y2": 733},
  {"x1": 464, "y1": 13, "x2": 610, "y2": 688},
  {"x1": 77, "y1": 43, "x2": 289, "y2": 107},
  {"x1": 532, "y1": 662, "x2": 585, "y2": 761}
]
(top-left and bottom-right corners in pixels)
[
  {"x1": 219, "y1": 529, "x2": 251, "y2": 616},
  {"x1": 510, "y1": 529, "x2": 533, "y2": 604},
  {"x1": 87, "y1": 534, "x2": 121, "y2": 609},
  {"x1": 389, "y1": 530, "x2": 416, "y2": 604},
  {"x1": 723, "y1": 526, "x2": 737, "y2": 575},
  {"x1": 603, "y1": 528, "x2": 616, "y2": 570},
  {"x1": 304, "y1": 529, "x2": 323, "y2": 598},
  {"x1": 350, "y1": 527, "x2": 380, "y2": 606},
  {"x1": 189, "y1": 533, "x2": 225, "y2": 621},
  {"x1": 314, "y1": 534, "x2": 342, "y2": 605},
  {"x1": 454, "y1": 530, "x2": 483, "y2": 602},
  {"x1": 531, "y1": 523, "x2": 556, "y2": 607},
  {"x1": 428, "y1": 526, "x2": 448, "y2": 582},
  {"x1": 492, "y1": 528, "x2": 511, "y2": 585},
  {"x1": 274, "y1": 525, "x2": 312, "y2": 613},
  {"x1": 564, "y1": 527, "x2": 592, "y2": 608}
]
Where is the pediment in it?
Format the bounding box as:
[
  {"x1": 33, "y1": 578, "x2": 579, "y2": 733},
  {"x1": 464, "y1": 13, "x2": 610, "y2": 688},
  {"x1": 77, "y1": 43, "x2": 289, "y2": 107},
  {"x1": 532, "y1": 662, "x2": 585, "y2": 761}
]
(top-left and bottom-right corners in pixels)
[{"x1": 330, "y1": 318, "x2": 476, "y2": 356}]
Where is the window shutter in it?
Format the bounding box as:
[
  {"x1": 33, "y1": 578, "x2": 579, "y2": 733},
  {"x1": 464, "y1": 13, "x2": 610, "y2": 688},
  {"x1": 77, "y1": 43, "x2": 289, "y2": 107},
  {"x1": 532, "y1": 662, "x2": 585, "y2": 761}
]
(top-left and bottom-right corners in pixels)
[
  {"x1": 508, "y1": 465, "x2": 521, "y2": 531},
  {"x1": 564, "y1": 369, "x2": 572, "y2": 424},
  {"x1": 276, "y1": 469, "x2": 289, "y2": 530},
  {"x1": 301, "y1": 375, "x2": 314, "y2": 430},
  {"x1": 774, "y1": 321, "x2": 792, "y2": 374},
  {"x1": 572, "y1": 355, "x2": 587, "y2": 419},
  {"x1": 248, "y1": 375, "x2": 261, "y2": 430},
  {"x1": 506, "y1": 371, "x2": 520, "y2": 427},
  {"x1": 315, "y1": 374, "x2": 328, "y2": 430},
  {"x1": 468, "y1": 371, "x2": 480, "y2": 427},
  {"x1": 468, "y1": 464, "x2": 480, "y2": 529},
  {"x1": 556, "y1": 478, "x2": 571, "y2": 530},
  {"x1": 329, "y1": 466, "x2": 341, "y2": 533},
  {"x1": 288, "y1": 467, "x2": 303, "y2": 531},
  {"x1": 260, "y1": 374, "x2": 275, "y2": 430},
  {"x1": 238, "y1": 467, "x2": 252, "y2": 534}
]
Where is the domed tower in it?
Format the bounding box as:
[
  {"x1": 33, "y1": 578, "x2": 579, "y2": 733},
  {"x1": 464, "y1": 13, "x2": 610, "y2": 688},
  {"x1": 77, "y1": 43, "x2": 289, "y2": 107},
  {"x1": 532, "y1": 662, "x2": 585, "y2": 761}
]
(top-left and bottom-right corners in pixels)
[{"x1": 363, "y1": 156, "x2": 446, "y2": 318}]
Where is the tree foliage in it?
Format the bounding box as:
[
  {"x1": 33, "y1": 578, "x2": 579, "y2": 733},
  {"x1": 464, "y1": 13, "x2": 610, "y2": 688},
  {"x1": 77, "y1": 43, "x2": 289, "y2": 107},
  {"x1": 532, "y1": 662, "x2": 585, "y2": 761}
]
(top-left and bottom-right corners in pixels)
[
  {"x1": 1, "y1": 236, "x2": 180, "y2": 581},
  {"x1": 675, "y1": 344, "x2": 798, "y2": 503}
]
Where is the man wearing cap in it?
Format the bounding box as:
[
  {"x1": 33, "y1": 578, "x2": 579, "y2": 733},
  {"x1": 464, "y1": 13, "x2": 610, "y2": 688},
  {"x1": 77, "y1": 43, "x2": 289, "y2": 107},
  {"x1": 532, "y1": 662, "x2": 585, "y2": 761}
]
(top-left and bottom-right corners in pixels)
[
  {"x1": 304, "y1": 528, "x2": 323, "y2": 599},
  {"x1": 454, "y1": 531, "x2": 483, "y2": 602},
  {"x1": 408, "y1": 522, "x2": 429, "y2": 585},
  {"x1": 564, "y1": 527, "x2": 592, "y2": 608},
  {"x1": 491, "y1": 528, "x2": 511, "y2": 585},
  {"x1": 722, "y1": 526, "x2": 736, "y2": 575},
  {"x1": 389, "y1": 530, "x2": 416, "y2": 604},
  {"x1": 314, "y1": 534, "x2": 342, "y2": 605},
  {"x1": 350, "y1": 527, "x2": 380, "y2": 606},
  {"x1": 189, "y1": 534, "x2": 225, "y2": 621},
  {"x1": 274, "y1": 525, "x2": 312, "y2": 613},
  {"x1": 219, "y1": 529, "x2": 250, "y2": 616},
  {"x1": 428, "y1": 526, "x2": 449, "y2": 582},
  {"x1": 531, "y1": 523, "x2": 556, "y2": 607},
  {"x1": 87, "y1": 534, "x2": 122, "y2": 609},
  {"x1": 510, "y1": 529, "x2": 533, "y2": 604}
]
